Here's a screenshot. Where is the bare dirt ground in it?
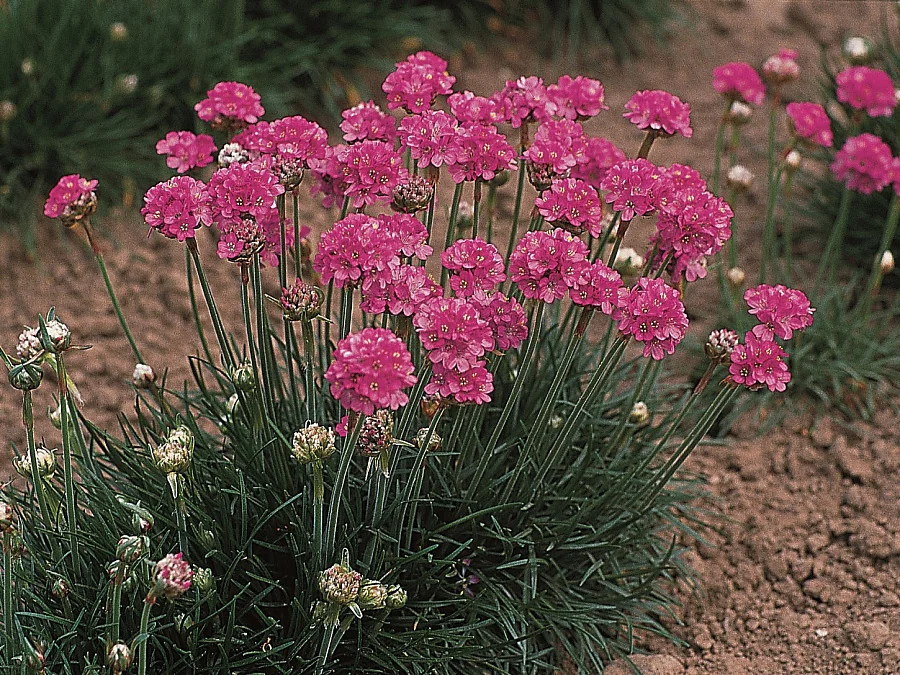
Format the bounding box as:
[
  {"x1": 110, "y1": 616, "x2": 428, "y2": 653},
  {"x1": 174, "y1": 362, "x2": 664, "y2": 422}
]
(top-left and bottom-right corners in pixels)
[{"x1": 1, "y1": 0, "x2": 899, "y2": 672}]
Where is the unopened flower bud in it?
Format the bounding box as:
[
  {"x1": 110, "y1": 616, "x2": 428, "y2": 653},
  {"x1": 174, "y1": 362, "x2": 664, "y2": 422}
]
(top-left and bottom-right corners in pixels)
[
  {"x1": 629, "y1": 401, "x2": 651, "y2": 426},
  {"x1": 8, "y1": 361, "x2": 42, "y2": 391},
  {"x1": 196, "y1": 526, "x2": 216, "y2": 551},
  {"x1": 613, "y1": 247, "x2": 644, "y2": 274},
  {"x1": 49, "y1": 403, "x2": 62, "y2": 429},
  {"x1": 218, "y1": 142, "x2": 250, "y2": 168},
  {"x1": 705, "y1": 329, "x2": 740, "y2": 365},
  {"x1": 291, "y1": 423, "x2": 336, "y2": 464},
  {"x1": 726, "y1": 100, "x2": 753, "y2": 125},
  {"x1": 152, "y1": 425, "x2": 194, "y2": 474},
  {"x1": 21, "y1": 58, "x2": 35, "y2": 76},
  {"x1": 726, "y1": 165, "x2": 754, "y2": 191},
  {"x1": 39, "y1": 319, "x2": 71, "y2": 354},
  {"x1": 151, "y1": 552, "x2": 193, "y2": 602},
  {"x1": 117, "y1": 535, "x2": 145, "y2": 563},
  {"x1": 357, "y1": 410, "x2": 394, "y2": 457},
  {"x1": 16, "y1": 326, "x2": 43, "y2": 360},
  {"x1": 231, "y1": 361, "x2": 256, "y2": 391},
  {"x1": 174, "y1": 612, "x2": 195, "y2": 639},
  {"x1": 13, "y1": 445, "x2": 56, "y2": 480},
  {"x1": 114, "y1": 73, "x2": 139, "y2": 95},
  {"x1": 420, "y1": 395, "x2": 442, "y2": 420},
  {"x1": 273, "y1": 157, "x2": 304, "y2": 190},
  {"x1": 726, "y1": 267, "x2": 746, "y2": 288},
  {"x1": 225, "y1": 392, "x2": 240, "y2": 416},
  {"x1": 455, "y1": 201, "x2": 475, "y2": 231},
  {"x1": 280, "y1": 279, "x2": 323, "y2": 322},
  {"x1": 24, "y1": 643, "x2": 45, "y2": 673},
  {"x1": 881, "y1": 250, "x2": 895, "y2": 274},
  {"x1": 414, "y1": 427, "x2": 442, "y2": 452},
  {"x1": 132, "y1": 363, "x2": 156, "y2": 389},
  {"x1": 385, "y1": 584, "x2": 407, "y2": 609},
  {"x1": 784, "y1": 149, "x2": 802, "y2": 171},
  {"x1": 0, "y1": 500, "x2": 14, "y2": 532},
  {"x1": 107, "y1": 641, "x2": 133, "y2": 673},
  {"x1": 319, "y1": 552, "x2": 362, "y2": 605},
  {"x1": 194, "y1": 567, "x2": 215, "y2": 596},
  {"x1": 133, "y1": 512, "x2": 153, "y2": 534},
  {"x1": 0, "y1": 100, "x2": 17, "y2": 123},
  {"x1": 109, "y1": 22, "x2": 128, "y2": 41},
  {"x1": 391, "y1": 175, "x2": 434, "y2": 214},
  {"x1": 357, "y1": 580, "x2": 388, "y2": 610},
  {"x1": 843, "y1": 36, "x2": 874, "y2": 65},
  {"x1": 761, "y1": 48, "x2": 800, "y2": 85},
  {"x1": 526, "y1": 161, "x2": 557, "y2": 191},
  {"x1": 549, "y1": 413, "x2": 564, "y2": 429},
  {"x1": 51, "y1": 577, "x2": 71, "y2": 599}
]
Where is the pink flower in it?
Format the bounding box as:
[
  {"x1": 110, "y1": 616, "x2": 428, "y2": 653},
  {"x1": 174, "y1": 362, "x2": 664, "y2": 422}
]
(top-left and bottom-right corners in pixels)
[
  {"x1": 382, "y1": 52, "x2": 455, "y2": 114},
  {"x1": 207, "y1": 160, "x2": 285, "y2": 227},
  {"x1": 761, "y1": 47, "x2": 800, "y2": 85},
  {"x1": 655, "y1": 188, "x2": 732, "y2": 270},
  {"x1": 156, "y1": 131, "x2": 216, "y2": 173},
  {"x1": 623, "y1": 90, "x2": 693, "y2": 138},
  {"x1": 492, "y1": 76, "x2": 556, "y2": 127},
  {"x1": 448, "y1": 90, "x2": 502, "y2": 126},
  {"x1": 414, "y1": 297, "x2": 494, "y2": 372},
  {"x1": 441, "y1": 237, "x2": 507, "y2": 297},
  {"x1": 508, "y1": 228, "x2": 590, "y2": 302},
  {"x1": 426, "y1": 361, "x2": 493, "y2": 404},
  {"x1": 194, "y1": 81, "x2": 264, "y2": 129},
  {"x1": 232, "y1": 121, "x2": 276, "y2": 155},
  {"x1": 568, "y1": 260, "x2": 623, "y2": 314},
  {"x1": 524, "y1": 119, "x2": 586, "y2": 175},
  {"x1": 308, "y1": 145, "x2": 350, "y2": 208},
  {"x1": 313, "y1": 213, "x2": 400, "y2": 287},
  {"x1": 744, "y1": 284, "x2": 814, "y2": 341},
  {"x1": 831, "y1": 133, "x2": 893, "y2": 194},
  {"x1": 152, "y1": 553, "x2": 193, "y2": 602},
  {"x1": 785, "y1": 102, "x2": 833, "y2": 147},
  {"x1": 712, "y1": 62, "x2": 766, "y2": 106},
  {"x1": 447, "y1": 124, "x2": 517, "y2": 183},
  {"x1": 43, "y1": 174, "x2": 98, "y2": 220},
  {"x1": 338, "y1": 140, "x2": 408, "y2": 208},
  {"x1": 836, "y1": 66, "x2": 896, "y2": 117},
  {"x1": 612, "y1": 277, "x2": 688, "y2": 360},
  {"x1": 547, "y1": 75, "x2": 607, "y2": 120},
  {"x1": 141, "y1": 175, "x2": 212, "y2": 241},
  {"x1": 267, "y1": 116, "x2": 329, "y2": 164},
  {"x1": 535, "y1": 177, "x2": 604, "y2": 237},
  {"x1": 601, "y1": 159, "x2": 673, "y2": 222},
  {"x1": 255, "y1": 206, "x2": 296, "y2": 267},
  {"x1": 216, "y1": 217, "x2": 264, "y2": 262},
  {"x1": 399, "y1": 110, "x2": 459, "y2": 168},
  {"x1": 376, "y1": 213, "x2": 432, "y2": 260},
  {"x1": 325, "y1": 328, "x2": 417, "y2": 415},
  {"x1": 361, "y1": 265, "x2": 441, "y2": 316},
  {"x1": 664, "y1": 163, "x2": 706, "y2": 192},
  {"x1": 341, "y1": 101, "x2": 397, "y2": 143},
  {"x1": 470, "y1": 292, "x2": 528, "y2": 351},
  {"x1": 729, "y1": 332, "x2": 790, "y2": 392},
  {"x1": 571, "y1": 137, "x2": 626, "y2": 189}
]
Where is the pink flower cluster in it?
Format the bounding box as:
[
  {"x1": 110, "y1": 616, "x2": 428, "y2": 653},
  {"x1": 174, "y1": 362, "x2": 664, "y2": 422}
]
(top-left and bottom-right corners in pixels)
[
  {"x1": 509, "y1": 228, "x2": 589, "y2": 302},
  {"x1": 831, "y1": 133, "x2": 894, "y2": 194},
  {"x1": 836, "y1": 66, "x2": 896, "y2": 118},
  {"x1": 141, "y1": 175, "x2": 212, "y2": 241},
  {"x1": 623, "y1": 90, "x2": 693, "y2": 138},
  {"x1": 785, "y1": 102, "x2": 833, "y2": 147},
  {"x1": 340, "y1": 101, "x2": 397, "y2": 143},
  {"x1": 569, "y1": 260, "x2": 623, "y2": 314},
  {"x1": 325, "y1": 328, "x2": 417, "y2": 415},
  {"x1": 524, "y1": 119, "x2": 586, "y2": 175},
  {"x1": 712, "y1": 62, "x2": 766, "y2": 106},
  {"x1": 547, "y1": 75, "x2": 607, "y2": 120},
  {"x1": 194, "y1": 81, "x2": 264, "y2": 128},
  {"x1": 382, "y1": 51, "x2": 455, "y2": 114},
  {"x1": 43, "y1": 174, "x2": 98, "y2": 219},
  {"x1": 571, "y1": 137, "x2": 626, "y2": 189},
  {"x1": 338, "y1": 140, "x2": 407, "y2": 207},
  {"x1": 535, "y1": 177, "x2": 604, "y2": 237},
  {"x1": 152, "y1": 552, "x2": 193, "y2": 602},
  {"x1": 449, "y1": 91, "x2": 502, "y2": 126},
  {"x1": 360, "y1": 265, "x2": 440, "y2": 317},
  {"x1": 441, "y1": 238, "x2": 506, "y2": 297},
  {"x1": 447, "y1": 124, "x2": 516, "y2": 183},
  {"x1": 399, "y1": 110, "x2": 458, "y2": 168},
  {"x1": 744, "y1": 284, "x2": 814, "y2": 341},
  {"x1": 234, "y1": 116, "x2": 329, "y2": 166},
  {"x1": 207, "y1": 160, "x2": 285, "y2": 226},
  {"x1": 654, "y1": 187, "x2": 733, "y2": 281},
  {"x1": 314, "y1": 214, "x2": 401, "y2": 287},
  {"x1": 729, "y1": 333, "x2": 791, "y2": 392},
  {"x1": 156, "y1": 131, "x2": 216, "y2": 173},
  {"x1": 612, "y1": 277, "x2": 688, "y2": 360},
  {"x1": 493, "y1": 76, "x2": 556, "y2": 127},
  {"x1": 601, "y1": 158, "x2": 672, "y2": 222},
  {"x1": 761, "y1": 48, "x2": 800, "y2": 85},
  {"x1": 471, "y1": 292, "x2": 528, "y2": 351}
]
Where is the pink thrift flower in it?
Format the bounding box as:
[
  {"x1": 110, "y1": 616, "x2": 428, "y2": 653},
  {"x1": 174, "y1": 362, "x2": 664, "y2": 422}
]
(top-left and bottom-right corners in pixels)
[
  {"x1": 612, "y1": 277, "x2": 688, "y2": 360},
  {"x1": 399, "y1": 110, "x2": 459, "y2": 168},
  {"x1": 267, "y1": 116, "x2": 329, "y2": 164},
  {"x1": 831, "y1": 133, "x2": 894, "y2": 194},
  {"x1": 623, "y1": 90, "x2": 693, "y2": 138},
  {"x1": 470, "y1": 292, "x2": 528, "y2": 351},
  {"x1": 414, "y1": 297, "x2": 495, "y2": 372},
  {"x1": 535, "y1": 177, "x2": 604, "y2": 237},
  {"x1": 729, "y1": 332, "x2": 790, "y2": 392},
  {"x1": 152, "y1": 553, "x2": 193, "y2": 602},
  {"x1": 308, "y1": 145, "x2": 350, "y2": 208},
  {"x1": 655, "y1": 188, "x2": 732, "y2": 269},
  {"x1": 341, "y1": 101, "x2": 397, "y2": 143},
  {"x1": 508, "y1": 228, "x2": 590, "y2": 302},
  {"x1": 744, "y1": 284, "x2": 814, "y2": 341},
  {"x1": 571, "y1": 137, "x2": 626, "y2": 189},
  {"x1": 313, "y1": 213, "x2": 400, "y2": 287},
  {"x1": 447, "y1": 124, "x2": 517, "y2": 183},
  {"x1": 547, "y1": 75, "x2": 607, "y2": 120},
  {"x1": 524, "y1": 119, "x2": 587, "y2": 175},
  {"x1": 568, "y1": 260, "x2": 623, "y2": 314},
  {"x1": 601, "y1": 159, "x2": 673, "y2": 222},
  {"x1": 156, "y1": 131, "x2": 216, "y2": 173},
  {"x1": 216, "y1": 217, "x2": 264, "y2": 262},
  {"x1": 441, "y1": 237, "x2": 507, "y2": 297},
  {"x1": 361, "y1": 265, "x2": 441, "y2": 316},
  {"x1": 448, "y1": 90, "x2": 502, "y2": 126},
  {"x1": 492, "y1": 76, "x2": 556, "y2": 127},
  {"x1": 207, "y1": 160, "x2": 285, "y2": 227},
  {"x1": 382, "y1": 52, "x2": 455, "y2": 114},
  {"x1": 762, "y1": 47, "x2": 800, "y2": 85},
  {"x1": 43, "y1": 174, "x2": 98, "y2": 220},
  {"x1": 376, "y1": 213, "x2": 432, "y2": 260},
  {"x1": 255, "y1": 206, "x2": 296, "y2": 267},
  {"x1": 337, "y1": 140, "x2": 407, "y2": 208},
  {"x1": 836, "y1": 66, "x2": 896, "y2": 118},
  {"x1": 712, "y1": 62, "x2": 766, "y2": 106},
  {"x1": 785, "y1": 102, "x2": 833, "y2": 147},
  {"x1": 141, "y1": 175, "x2": 213, "y2": 241},
  {"x1": 325, "y1": 328, "x2": 417, "y2": 415},
  {"x1": 232, "y1": 121, "x2": 276, "y2": 156},
  {"x1": 194, "y1": 81, "x2": 264, "y2": 130},
  {"x1": 664, "y1": 163, "x2": 706, "y2": 192},
  {"x1": 427, "y1": 361, "x2": 494, "y2": 405}
]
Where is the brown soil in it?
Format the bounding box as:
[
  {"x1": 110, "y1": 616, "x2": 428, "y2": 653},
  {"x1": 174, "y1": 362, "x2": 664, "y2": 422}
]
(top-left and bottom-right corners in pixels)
[{"x1": 2, "y1": 0, "x2": 899, "y2": 673}]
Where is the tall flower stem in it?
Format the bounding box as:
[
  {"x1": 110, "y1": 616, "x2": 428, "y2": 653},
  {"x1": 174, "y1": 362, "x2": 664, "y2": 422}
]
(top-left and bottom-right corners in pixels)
[
  {"x1": 485, "y1": 183, "x2": 498, "y2": 244},
  {"x1": 441, "y1": 183, "x2": 465, "y2": 288},
  {"x1": 711, "y1": 105, "x2": 730, "y2": 194},
  {"x1": 54, "y1": 353, "x2": 80, "y2": 572},
  {"x1": 187, "y1": 239, "x2": 235, "y2": 370},
  {"x1": 311, "y1": 460, "x2": 325, "y2": 573},
  {"x1": 398, "y1": 408, "x2": 445, "y2": 552},
  {"x1": 472, "y1": 179, "x2": 483, "y2": 239},
  {"x1": 505, "y1": 159, "x2": 528, "y2": 263},
  {"x1": 816, "y1": 187, "x2": 854, "y2": 288},
  {"x1": 22, "y1": 392, "x2": 52, "y2": 528},
  {"x1": 759, "y1": 163, "x2": 784, "y2": 284},
  {"x1": 859, "y1": 193, "x2": 900, "y2": 317},
  {"x1": 135, "y1": 598, "x2": 154, "y2": 675},
  {"x1": 636, "y1": 129, "x2": 658, "y2": 160},
  {"x1": 185, "y1": 248, "x2": 215, "y2": 369},
  {"x1": 323, "y1": 415, "x2": 363, "y2": 562},
  {"x1": 301, "y1": 320, "x2": 317, "y2": 421},
  {"x1": 2, "y1": 532, "x2": 13, "y2": 669},
  {"x1": 106, "y1": 562, "x2": 128, "y2": 647},
  {"x1": 293, "y1": 192, "x2": 302, "y2": 276},
  {"x1": 83, "y1": 221, "x2": 144, "y2": 364},
  {"x1": 251, "y1": 256, "x2": 280, "y2": 410},
  {"x1": 239, "y1": 265, "x2": 268, "y2": 420}
]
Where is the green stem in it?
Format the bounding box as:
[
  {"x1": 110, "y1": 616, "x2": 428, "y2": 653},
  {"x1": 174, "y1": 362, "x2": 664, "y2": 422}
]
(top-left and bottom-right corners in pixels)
[
  {"x1": 636, "y1": 130, "x2": 658, "y2": 160},
  {"x1": 23, "y1": 392, "x2": 52, "y2": 528},
  {"x1": 293, "y1": 192, "x2": 302, "y2": 277},
  {"x1": 859, "y1": 194, "x2": 900, "y2": 317},
  {"x1": 760, "y1": 164, "x2": 784, "y2": 284},
  {"x1": 441, "y1": 183, "x2": 465, "y2": 289},
  {"x1": 107, "y1": 562, "x2": 127, "y2": 647},
  {"x1": 398, "y1": 409, "x2": 445, "y2": 552},
  {"x1": 311, "y1": 461, "x2": 325, "y2": 572},
  {"x1": 816, "y1": 187, "x2": 854, "y2": 288},
  {"x1": 300, "y1": 320, "x2": 317, "y2": 421},
  {"x1": 323, "y1": 415, "x2": 363, "y2": 561},
  {"x1": 3, "y1": 534, "x2": 12, "y2": 669},
  {"x1": 505, "y1": 158, "x2": 528, "y2": 264},
  {"x1": 187, "y1": 239, "x2": 235, "y2": 370},
  {"x1": 712, "y1": 107, "x2": 729, "y2": 195},
  {"x1": 239, "y1": 266, "x2": 267, "y2": 421},
  {"x1": 472, "y1": 180, "x2": 482, "y2": 240},
  {"x1": 135, "y1": 599, "x2": 153, "y2": 675},
  {"x1": 781, "y1": 173, "x2": 795, "y2": 284},
  {"x1": 54, "y1": 353, "x2": 80, "y2": 572},
  {"x1": 185, "y1": 248, "x2": 214, "y2": 369},
  {"x1": 251, "y1": 256, "x2": 278, "y2": 414}
]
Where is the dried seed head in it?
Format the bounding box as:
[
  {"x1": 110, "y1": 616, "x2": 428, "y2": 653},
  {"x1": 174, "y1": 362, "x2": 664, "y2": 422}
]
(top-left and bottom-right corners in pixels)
[
  {"x1": 291, "y1": 422, "x2": 337, "y2": 464},
  {"x1": 726, "y1": 164, "x2": 754, "y2": 191},
  {"x1": 153, "y1": 425, "x2": 194, "y2": 474},
  {"x1": 218, "y1": 142, "x2": 250, "y2": 168},
  {"x1": 107, "y1": 642, "x2": 133, "y2": 674},
  {"x1": 21, "y1": 58, "x2": 35, "y2": 76},
  {"x1": 414, "y1": 427, "x2": 442, "y2": 452},
  {"x1": 705, "y1": 328, "x2": 740, "y2": 365},
  {"x1": 726, "y1": 100, "x2": 753, "y2": 125},
  {"x1": 13, "y1": 445, "x2": 56, "y2": 480},
  {"x1": 51, "y1": 577, "x2": 71, "y2": 599},
  {"x1": 117, "y1": 534, "x2": 145, "y2": 563},
  {"x1": 319, "y1": 555, "x2": 362, "y2": 605},
  {"x1": 726, "y1": 267, "x2": 746, "y2": 288},
  {"x1": 16, "y1": 327, "x2": 44, "y2": 360},
  {"x1": 881, "y1": 250, "x2": 895, "y2": 274},
  {"x1": 843, "y1": 36, "x2": 874, "y2": 65},
  {"x1": 385, "y1": 584, "x2": 408, "y2": 609},
  {"x1": 357, "y1": 410, "x2": 394, "y2": 457},
  {"x1": 420, "y1": 395, "x2": 443, "y2": 420},
  {"x1": 280, "y1": 279, "x2": 323, "y2": 322},
  {"x1": 356, "y1": 580, "x2": 389, "y2": 610},
  {"x1": 132, "y1": 363, "x2": 157, "y2": 389},
  {"x1": 0, "y1": 500, "x2": 14, "y2": 532},
  {"x1": 629, "y1": 401, "x2": 651, "y2": 426},
  {"x1": 391, "y1": 175, "x2": 434, "y2": 214},
  {"x1": 273, "y1": 157, "x2": 305, "y2": 190},
  {"x1": 231, "y1": 361, "x2": 256, "y2": 392},
  {"x1": 109, "y1": 22, "x2": 128, "y2": 41}
]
